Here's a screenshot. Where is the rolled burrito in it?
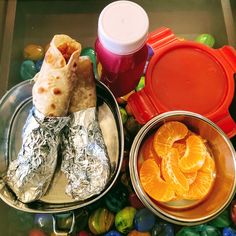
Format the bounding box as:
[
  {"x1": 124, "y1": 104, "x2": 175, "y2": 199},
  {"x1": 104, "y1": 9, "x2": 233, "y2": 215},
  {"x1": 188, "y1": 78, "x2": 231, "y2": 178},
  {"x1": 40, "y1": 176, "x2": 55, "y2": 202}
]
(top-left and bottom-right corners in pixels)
[
  {"x1": 6, "y1": 35, "x2": 81, "y2": 203},
  {"x1": 61, "y1": 56, "x2": 111, "y2": 200}
]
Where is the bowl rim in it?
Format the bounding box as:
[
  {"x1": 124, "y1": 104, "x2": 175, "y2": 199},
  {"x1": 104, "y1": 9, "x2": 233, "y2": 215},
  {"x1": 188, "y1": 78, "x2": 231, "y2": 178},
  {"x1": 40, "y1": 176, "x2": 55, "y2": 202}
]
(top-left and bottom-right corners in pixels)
[{"x1": 129, "y1": 110, "x2": 236, "y2": 225}]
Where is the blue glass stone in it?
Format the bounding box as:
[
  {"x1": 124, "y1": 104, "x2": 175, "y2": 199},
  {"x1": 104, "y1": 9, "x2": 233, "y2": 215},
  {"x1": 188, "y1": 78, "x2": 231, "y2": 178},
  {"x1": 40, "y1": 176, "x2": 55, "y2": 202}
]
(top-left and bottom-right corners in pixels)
[
  {"x1": 134, "y1": 208, "x2": 156, "y2": 232},
  {"x1": 152, "y1": 221, "x2": 174, "y2": 236},
  {"x1": 223, "y1": 227, "x2": 236, "y2": 236},
  {"x1": 105, "y1": 230, "x2": 123, "y2": 236},
  {"x1": 35, "y1": 59, "x2": 43, "y2": 72},
  {"x1": 34, "y1": 213, "x2": 52, "y2": 232},
  {"x1": 20, "y1": 60, "x2": 37, "y2": 80}
]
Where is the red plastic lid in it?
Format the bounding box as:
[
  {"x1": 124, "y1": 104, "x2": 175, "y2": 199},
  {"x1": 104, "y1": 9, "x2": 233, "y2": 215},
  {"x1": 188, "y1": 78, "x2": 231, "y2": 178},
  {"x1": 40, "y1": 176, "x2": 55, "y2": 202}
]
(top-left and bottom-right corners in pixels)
[{"x1": 128, "y1": 27, "x2": 236, "y2": 137}]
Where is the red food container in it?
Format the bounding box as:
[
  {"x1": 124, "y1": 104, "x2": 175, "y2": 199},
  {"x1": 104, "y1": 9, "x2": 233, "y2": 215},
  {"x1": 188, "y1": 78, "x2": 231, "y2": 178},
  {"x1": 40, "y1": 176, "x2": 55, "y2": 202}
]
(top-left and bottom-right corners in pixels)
[{"x1": 128, "y1": 27, "x2": 236, "y2": 138}]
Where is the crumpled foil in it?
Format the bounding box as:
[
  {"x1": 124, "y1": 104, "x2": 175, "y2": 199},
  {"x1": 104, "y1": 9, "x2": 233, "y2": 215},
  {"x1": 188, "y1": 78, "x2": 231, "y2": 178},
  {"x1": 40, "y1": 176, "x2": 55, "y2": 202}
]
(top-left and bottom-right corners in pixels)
[
  {"x1": 6, "y1": 107, "x2": 69, "y2": 203},
  {"x1": 61, "y1": 107, "x2": 111, "y2": 201}
]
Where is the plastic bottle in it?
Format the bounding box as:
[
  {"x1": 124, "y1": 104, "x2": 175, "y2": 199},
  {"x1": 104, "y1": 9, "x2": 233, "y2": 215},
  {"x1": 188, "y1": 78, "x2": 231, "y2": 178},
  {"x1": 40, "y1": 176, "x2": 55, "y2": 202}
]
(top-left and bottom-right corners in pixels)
[{"x1": 95, "y1": 1, "x2": 149, "y2": 97}]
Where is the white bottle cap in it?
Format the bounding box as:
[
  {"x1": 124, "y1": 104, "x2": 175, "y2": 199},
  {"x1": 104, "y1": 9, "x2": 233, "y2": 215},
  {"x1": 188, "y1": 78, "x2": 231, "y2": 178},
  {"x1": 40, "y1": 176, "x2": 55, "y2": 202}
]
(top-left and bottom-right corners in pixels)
[{"x1": 98, "y1": 1, "x2": 149, "y2": 55}]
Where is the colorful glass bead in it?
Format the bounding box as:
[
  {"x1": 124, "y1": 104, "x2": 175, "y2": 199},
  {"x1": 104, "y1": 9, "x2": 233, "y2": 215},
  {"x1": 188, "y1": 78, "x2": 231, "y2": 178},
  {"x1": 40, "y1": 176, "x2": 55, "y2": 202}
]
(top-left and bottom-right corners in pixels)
[
  {"x1": 176, "y1": 227, "x2": 199, "y2": 236},
  {"x1": 128, "y1": 230, "x2": 151, "y2": 236},
  {"x1": 105, "y1": 230, "x2": 123, "y2": 236},
  {"x1": 115, "y1": 206, "x2": 136, "y2": 234},
  {"x1": 104, "y1": 183, "x2": 129, "y2": 213},
  {"x1": 231, "y1": 200, "x2": 236, "y2": 225},
  {"x1": 74, "y1": 209, "x2": 89, "y2": 231},
  {"x1": 134, "y1": 208, "x2": 156, "y2": 232},
  {"x1": 195, "y1": 224, "x2": 220, "y2": 236},
  {"x1": 125, "y1": 116, "x2": 142, "y2": 138},
  {"x1": 223, "y1": 227, "x2": 236, "y2": 236},
  {"x1": 53, "y1": 212, "x2": 74, "y2": 232},
  {"x1": 24, "y1": 44, "x2": 44, "y2": 61},
  {"x1": 34, "y1": 213, "x2": 52, "y2": 232},
  {"x1": 152, "y1": 221, "x2": 174, "y2": 236},
  {"x1": 76, "y1": 230, "x2": 90, "y2": 236},
  {"x1": 88, "y1": 208, "x2": 114, "y2": 235},
  {"x1": 35, "y1": 59, "x2": 43, "y2": 72},
  {"x1": 20, "y1": 60, "x2": 37, "y2": 80},
  {"x1": 29, "y1": 229, "x2": 46, "y2": 236},
  {"x1": 209, "y1": 209, "x2": 231, "y2": 228},
  {"x1": 119, "y1": 107, "x2": 128, "y2": 124},
  {"x1": 195, "y1": 34, "x2": 215, "y2": 48},
  {"x1": 135, "y1": 76, "x2": 145, "y2": 92},
  {"x1": 129, "y1": 192, "x2": 144, "y2": 209}
]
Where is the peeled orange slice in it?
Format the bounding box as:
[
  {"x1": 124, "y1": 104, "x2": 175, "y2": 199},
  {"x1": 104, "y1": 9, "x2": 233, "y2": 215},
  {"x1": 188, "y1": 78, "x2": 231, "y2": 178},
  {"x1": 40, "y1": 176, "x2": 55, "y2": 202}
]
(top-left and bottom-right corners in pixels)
[
  {"x1": 183, "y1": 172, "x2": 197, "y2": 185},
  {"x1": 200, "y1": 153, "x2": 215, "y2": 173},
  {"x1": 183, "y1": 171, "x2": 214, "y2": 200},
  {"x1": 178, "y1": 135, "x2": 207, "y2": 173},
  {"x1": 142, "y1": 134, "x2": 162, "y2": 165},
  {"x1": 161, "y1": 148, "x2": 189, "y2": 197},
  {"x1": 153, "y1": 121, "x2": 188, "y2": 158},
  {"x1": 173, "y1": 142, "x2": 186, "y2": 157},
  {"x1": 140, "y1": 159, "x2": 175, "y2": 202}
]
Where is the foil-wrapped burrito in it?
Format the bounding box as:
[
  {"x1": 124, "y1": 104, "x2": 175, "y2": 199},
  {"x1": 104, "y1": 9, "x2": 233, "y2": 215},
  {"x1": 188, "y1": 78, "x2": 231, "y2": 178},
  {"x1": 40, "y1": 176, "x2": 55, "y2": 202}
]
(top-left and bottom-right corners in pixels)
[
  {"x1": 5, "y1": 35, "x2": 111, "y2": 203},
  {"x1": 61, "y1": 57, "x2": 110, "y2": 200}
]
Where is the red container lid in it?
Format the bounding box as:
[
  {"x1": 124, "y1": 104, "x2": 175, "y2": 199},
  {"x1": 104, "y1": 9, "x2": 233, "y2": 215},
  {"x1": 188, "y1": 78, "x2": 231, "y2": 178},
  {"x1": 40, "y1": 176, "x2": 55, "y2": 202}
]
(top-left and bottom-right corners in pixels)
[{"x1": 128, "y1": 27, "x2": 236, "y2": 138}]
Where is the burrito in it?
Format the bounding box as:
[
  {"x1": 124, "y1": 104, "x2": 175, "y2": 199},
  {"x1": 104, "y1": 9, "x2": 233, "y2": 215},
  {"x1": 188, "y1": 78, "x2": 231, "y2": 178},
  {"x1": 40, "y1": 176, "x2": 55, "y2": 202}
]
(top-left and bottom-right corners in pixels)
[
  {"x1": 6, "y1": 35, "x2": 81, "y2": 203},
  {"x1": 61, "y1": 56, "x2": 111, "y2": 200}
]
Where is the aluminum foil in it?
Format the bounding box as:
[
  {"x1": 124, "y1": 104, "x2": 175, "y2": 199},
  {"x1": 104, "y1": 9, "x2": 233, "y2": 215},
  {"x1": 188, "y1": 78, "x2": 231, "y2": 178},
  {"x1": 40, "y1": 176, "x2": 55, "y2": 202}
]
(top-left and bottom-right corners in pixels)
[
  {"x1": 61, "y1": 107, "x2": 111, "y2": 200},
  {"x1": 5, "y1": 107, "x2": 69, "y2": 203}
]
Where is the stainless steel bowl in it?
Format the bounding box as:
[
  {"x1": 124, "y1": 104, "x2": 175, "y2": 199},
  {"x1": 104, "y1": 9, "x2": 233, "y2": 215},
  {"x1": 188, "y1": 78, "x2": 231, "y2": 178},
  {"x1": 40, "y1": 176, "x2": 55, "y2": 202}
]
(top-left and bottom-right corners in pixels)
[
  {"x1": 0, "y1": 80, "x2": 124, "y2": 214},
  {"x1": 129, "y1": 110, "x2": 236, "y2": 225}
]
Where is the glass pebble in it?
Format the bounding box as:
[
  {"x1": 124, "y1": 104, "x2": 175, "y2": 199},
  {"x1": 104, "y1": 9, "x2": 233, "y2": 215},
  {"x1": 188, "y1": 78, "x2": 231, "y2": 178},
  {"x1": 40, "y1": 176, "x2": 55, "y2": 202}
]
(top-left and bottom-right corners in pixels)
[
  {"x1": 129, "y1": 192, "x2": 144, "y2": 209},
  {"x1": 34, "y1": 213, "x2": 52, "y2": 232},
  {"x1": 35, "y1": 59, "x2": 43, "y2": 72},
  {"x1": 209, "y1": 209, "x2": 231, "y2": 228},
  {"x1": 105, "y1": 230, "x2": 123, "y2": 236},
  {"x1": 20, "y1": 60, "x2": 37, "y2": 80},
  {"x1": 115, "y1": 206, "x2": 136, "y2": 234},
  {"x1": 88, "y1": 208, "x2": 114, "y2": 234},
  {"x1": 134, "y1": 208, "x2": 156, "y2": 232},
  {"x1": 24, "y1": 44, "x2": 44, "y2": 61},
  {"x1": 223, "y1": 227, "x2": 236, "y2": 236},
  {"x1": 104, "y1": 183, "x2": 129, "y2": 213},
  {"x1": 128, "y1": 230, "x2": 151, "y2": 236},
  {"x1": 74, "y1": 209, "x2": 89, "y2": 232},
  {"x1": 119, "y1": 107, "x2": 128, "y2": 124},
  {"x1": 152, "y1": 221, "x2": 174, "y2": 236},
  {"x1": 135, "y1": 76, "x2": 145, "y2": 92},
  {"x1": 195, "y1": 34, "x2": 215, "y2": 48}
]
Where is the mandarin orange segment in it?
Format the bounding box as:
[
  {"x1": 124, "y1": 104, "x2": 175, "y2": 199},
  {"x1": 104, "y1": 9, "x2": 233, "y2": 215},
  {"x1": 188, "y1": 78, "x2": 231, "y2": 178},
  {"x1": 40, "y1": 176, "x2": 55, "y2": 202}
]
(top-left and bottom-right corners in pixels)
[
  {"x1": 200, "y1": 153, "x2": 215, "y2": 173},
  {"x1": 173, "y1": 142, "x2": 186, "y2": 157},
  {"x1": 178, "y1": 135, "x2": 207, "y2": 173},
  {"x1": 140, "y1": 159, "x2": 175, "y2": 202},
  {"x1": 183, "y1": 171, "x2": 197, "y2": 185},
  {"x1": 161, "y1": 148, "x2": 189, "y2": 196},
  {"x1": 142, "y1": 134, "x2": 162, "y2": 165},
  {"x1": 153, "y1": 121, "x2": 188, "y2": 158},
  {"x1": 183, "y1": 171, "x2": 215, "y2": 200}
]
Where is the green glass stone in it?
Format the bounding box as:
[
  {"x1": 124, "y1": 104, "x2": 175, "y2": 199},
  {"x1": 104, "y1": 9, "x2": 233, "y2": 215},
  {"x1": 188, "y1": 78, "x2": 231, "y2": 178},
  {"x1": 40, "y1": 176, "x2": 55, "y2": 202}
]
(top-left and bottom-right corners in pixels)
[
  {"x1": 104, "y1": 183, "x2": 129, "y2": 213},
  {"x1": 115, "y1": 206, "x2": 136, "y2": 234},
  {"x1": 135, "y1": 76, "x2": 145, "y2": 91},
  {"x1": 195, "y1": 34, "x2": 215, "y2": 48},
  {"x1": 209, "y1": 209, "x2": 231, "y2": 228},
  {"x1": 119, "y1": 107, "x2": 128, "y2": 124},
  {"x1": 176, "y1": 227, "x2": 200, "y2": 236},
  {"x1": 20, "y1": 60, "x2": 37, "y2": 80}
]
